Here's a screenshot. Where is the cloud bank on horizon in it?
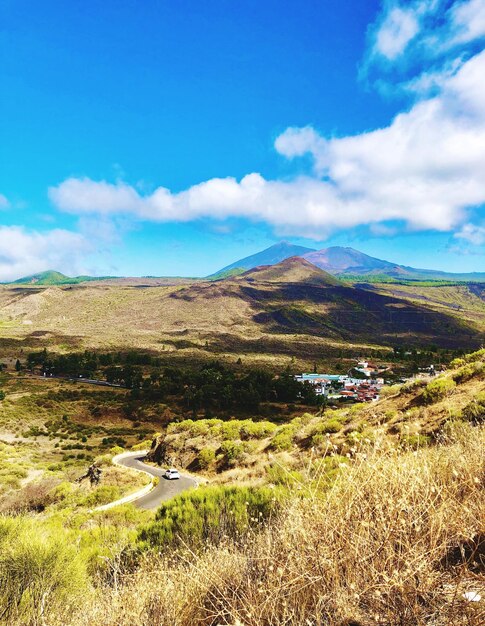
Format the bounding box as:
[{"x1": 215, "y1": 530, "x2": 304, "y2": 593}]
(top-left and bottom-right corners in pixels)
[{"x1": 1, "y1": 0, "x2": 485, "y2": 280}]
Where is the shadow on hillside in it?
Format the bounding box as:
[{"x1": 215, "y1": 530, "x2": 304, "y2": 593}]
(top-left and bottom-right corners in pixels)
[{"x1": 246, "y1": 284, "x2": 482, "y2": 349}]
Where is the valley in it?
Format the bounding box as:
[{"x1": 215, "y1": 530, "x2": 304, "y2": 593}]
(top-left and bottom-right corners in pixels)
[{"x1": 0, "y1": 338, "x2": 483, "y2": 625}]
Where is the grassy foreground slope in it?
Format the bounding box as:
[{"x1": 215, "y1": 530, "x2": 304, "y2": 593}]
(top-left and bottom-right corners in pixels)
[
  {"x1": 0, "y1": 349, "x2": 483, "y2": 625},
  {"x1": 81, "y1": 427, "x2": 484, "y2": 626}
]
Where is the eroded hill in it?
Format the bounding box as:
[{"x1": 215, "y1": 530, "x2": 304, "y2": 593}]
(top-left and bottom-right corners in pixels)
[{"x1": 0, "y1": 258, "x2": 483, "y2": 363}]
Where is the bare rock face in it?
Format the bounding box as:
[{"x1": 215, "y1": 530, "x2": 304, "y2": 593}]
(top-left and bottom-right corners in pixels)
[
  {"x1": 145, "y1": 436, "x2": 172, "y2": 466},
  {"x1": 144, "y1": 434, "x2": 200, "y2": 470}
]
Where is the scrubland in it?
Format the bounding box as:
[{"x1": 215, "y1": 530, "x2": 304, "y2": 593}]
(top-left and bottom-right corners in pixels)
[
  {"x1": 0, "y1": 264, "x2": 483, "y2": 368},
  {"x1": 74, "y1": 425, "x2": 484, "y2": 626},
  {"x1": 0, "y1": 349, "x2": 483, "y2": 625}
]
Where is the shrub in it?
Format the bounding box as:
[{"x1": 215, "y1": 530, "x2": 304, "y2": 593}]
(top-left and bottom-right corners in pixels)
[
  {"x1": 219, "y1": 440, "x2": 245, "y2": 465},
  {"x1": 166, "y1": 420, "x2": 192, "y2": 435},
  {"x1": 49, "y1": 480, "x2": 76, "y2": 502},
  {"x1": 316, "y1": 418, "x2": 342, "y2": 434},
  {"x1": 239, "y1": 420, "x2": 277, "y2": 439},
  {"x1": 461, "y1": 392, "x2": 485, "y2": 424},
  {"x1": 138, "y1": 485, "x2": 281, "y2": 549},
  {"x1": 0, "y1": 478, "x2": 62, "y2": 514},
  {"x1": 379, "y1": 384, "x2": 401, "y2": 398},
  {"x1": 132, "y1": 440, "x2": 152, "y2": 451},
  {"x1": 187, "y1": 420, "x2": 211, "y2": 437},
  {"x1": 462, "y1": 347, "x2": 485, "y2": 363},
  {"x1": 400, "y1": 379, "x2": 427, "y2": 395},
  {"x1": 446, "y1": 407, "x2": 462, "y2": 421},
  {"x1": 311, "y1": 434, "x2": 326, "y2": 447},
  {"x1": 269, "y1": 425, "x2": 295, "y2": 451},
  {"x1": 266, "y1": 463, "x2": 302, "y2": 486},
  {"x1": 220, "y1": 421, "x2": 242, "y2": 440},
  {"x1": 80, "y1": 485, "x2": 121, "y2": 507},
  {"x1": 309, "y1": 455, "x2": 349, "y2": 484},
  {"x1": 449, "y1": 357, "x2": 465, "y2": 368},
  {"x1": 421, "y1": 378, "x2": 456, "y2": 404},
  {"x1": 400, "y1": 433, "x2": 431, "y2": 449},
  {"x1": 198, "y1": 447, "x2": 216, "y2": 469},
  {"x1": 0, "y1": 517, "x2": 89, "y2": 624},
  {"x1": 452, "y1": 362, "x2": 484, "y2": 383}
]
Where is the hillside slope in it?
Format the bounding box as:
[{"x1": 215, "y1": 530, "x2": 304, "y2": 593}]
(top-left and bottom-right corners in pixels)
[
  {"x1": 0, "y1": 258, "x2": 483, "y2": 359},
  {"x1": 76, "y1": 349, "x2": 485, "y2": 626},
  {"x1": 238, "y1": 256, "x2": 341, "y2": 286},
  {"x1": 147, "y1": 349, "x2": 485, "y2": 483},
  {"x1": 0, "y1": 350, "x2": 483, "y2": 626},
  {"x1": 10, "y1": 270, "x2": 111, "y2": 286}
]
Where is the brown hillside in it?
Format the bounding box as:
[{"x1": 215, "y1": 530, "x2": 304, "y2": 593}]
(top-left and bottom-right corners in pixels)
[
  {"x1": 0, "y1": 263, "x2": 483, "y2": 360},
  {"x1": 237, "y1": 256, "x2": 342, "y2": 286}
]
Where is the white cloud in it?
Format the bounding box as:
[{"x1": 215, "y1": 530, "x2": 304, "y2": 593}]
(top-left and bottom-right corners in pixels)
[
  {"x1": 0, "y1": 194, "x2": 10, "y2": 209},
  {"x1": 274, "y1": 126, "x2": 326, "y2": 161},
  {"x1": 455, "y1": 222, "x2": 485, "y2": 245},
  {"x1": 49, "y1": 179, "x2": 143, "y2": 216},
  {"x1": 450, "y1": 0, "x2": 485, "y2": 44},
  {"x1": 49, "y1": 48, "x2": 485, "y2": 241},
  {"x1": 46, "y1": 1, "x2": 485, "y2": 247},
  {"x1": 373, "y1": 6, "x2": 420, "y2": 60},
  {"x1": 0, "y1": 226, "x2": 90, "y2": 282},
  {"x1": 367, "y1": 0, "x2": 485, "y2": 68}
]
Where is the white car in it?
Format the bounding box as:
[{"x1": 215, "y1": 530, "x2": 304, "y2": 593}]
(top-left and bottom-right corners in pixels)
[{"x1": 164, "y1": 468, "x2": 180, "y2": 480}]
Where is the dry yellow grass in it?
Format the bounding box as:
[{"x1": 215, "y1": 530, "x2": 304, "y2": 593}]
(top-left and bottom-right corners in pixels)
[{"x1": 67, "y1": 424, "x2": 484, "y2": 626}]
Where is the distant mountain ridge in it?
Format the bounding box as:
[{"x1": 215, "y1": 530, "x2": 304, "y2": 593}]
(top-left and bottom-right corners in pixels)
[
  {"x1": 10, "y1": 270, "x2": 112, "y2": 286},
  {"x1": 7, "y1": 244, "x2": 485, "y2": 286},
  {"x1": 208, "y1": 241, "x2": 316, "y2": 279},
  {"x1": 302, "y1": 247, "x2": 485, "y2": 280},
  {"x1": 303, "y1": 247, "x2": 399, "y2": 274},
  {"x1": 213, "y1": 244, "x2": 485, "y2": 282}
]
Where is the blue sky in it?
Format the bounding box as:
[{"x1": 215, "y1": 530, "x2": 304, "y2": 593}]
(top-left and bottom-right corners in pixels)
[{"x1": 1, "y1": 0, "x2": 485, "y2": 279}]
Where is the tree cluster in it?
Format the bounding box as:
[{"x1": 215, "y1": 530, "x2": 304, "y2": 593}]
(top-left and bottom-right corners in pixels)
[{"x1": 24, "y1": 351, "x2": 321, "y2": 412}]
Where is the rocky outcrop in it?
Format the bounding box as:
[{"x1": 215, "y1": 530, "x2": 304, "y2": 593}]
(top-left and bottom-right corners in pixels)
[{"x1": 145, "y1": 436, "x2": 172, "y2": 466}]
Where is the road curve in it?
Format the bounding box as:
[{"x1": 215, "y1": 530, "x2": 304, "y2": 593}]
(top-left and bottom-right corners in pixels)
[{"x1": 112, "y1": 453, "x2": 197, "y2": 510}]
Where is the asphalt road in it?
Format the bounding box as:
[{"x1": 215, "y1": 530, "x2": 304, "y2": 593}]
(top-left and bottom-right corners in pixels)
[{"x1": 116, "y1": 454, "x2": 197, "y2": 510}]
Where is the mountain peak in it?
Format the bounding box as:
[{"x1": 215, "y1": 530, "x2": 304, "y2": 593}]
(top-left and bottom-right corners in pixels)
[
  {"x1": 303, "y1": 247, "x2": 396, "y2": 274},
  {"x1": 209, "y1": 241, "x2": 317, "y2": 277},
  {"x1": 239, "y1": 256, "x2": 341, "y2": 286}
]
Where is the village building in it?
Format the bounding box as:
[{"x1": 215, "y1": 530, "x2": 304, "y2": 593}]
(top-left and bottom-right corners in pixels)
[{"x1": 295, "y1": 370, "x2": 384, "y2": 402}]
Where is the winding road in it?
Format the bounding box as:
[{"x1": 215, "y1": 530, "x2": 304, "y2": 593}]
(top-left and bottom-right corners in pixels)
[{"x1": 96, "y1": 452, "x2": 197, "y2": 511}]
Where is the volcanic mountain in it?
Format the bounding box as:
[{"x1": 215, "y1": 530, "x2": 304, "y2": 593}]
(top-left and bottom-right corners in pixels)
[
  {"x1": 237, "y1": 256, "x2": 341, "y2": 286},
  {"x1": 302, "y1": 247, "x2": 402, "y2": 275},
  {"x1": 209, "y1": 241, "x2": 316, "y2": 278},
  {"x1": 214, "y1": 244, "x2": 485, "y2": 281}
]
